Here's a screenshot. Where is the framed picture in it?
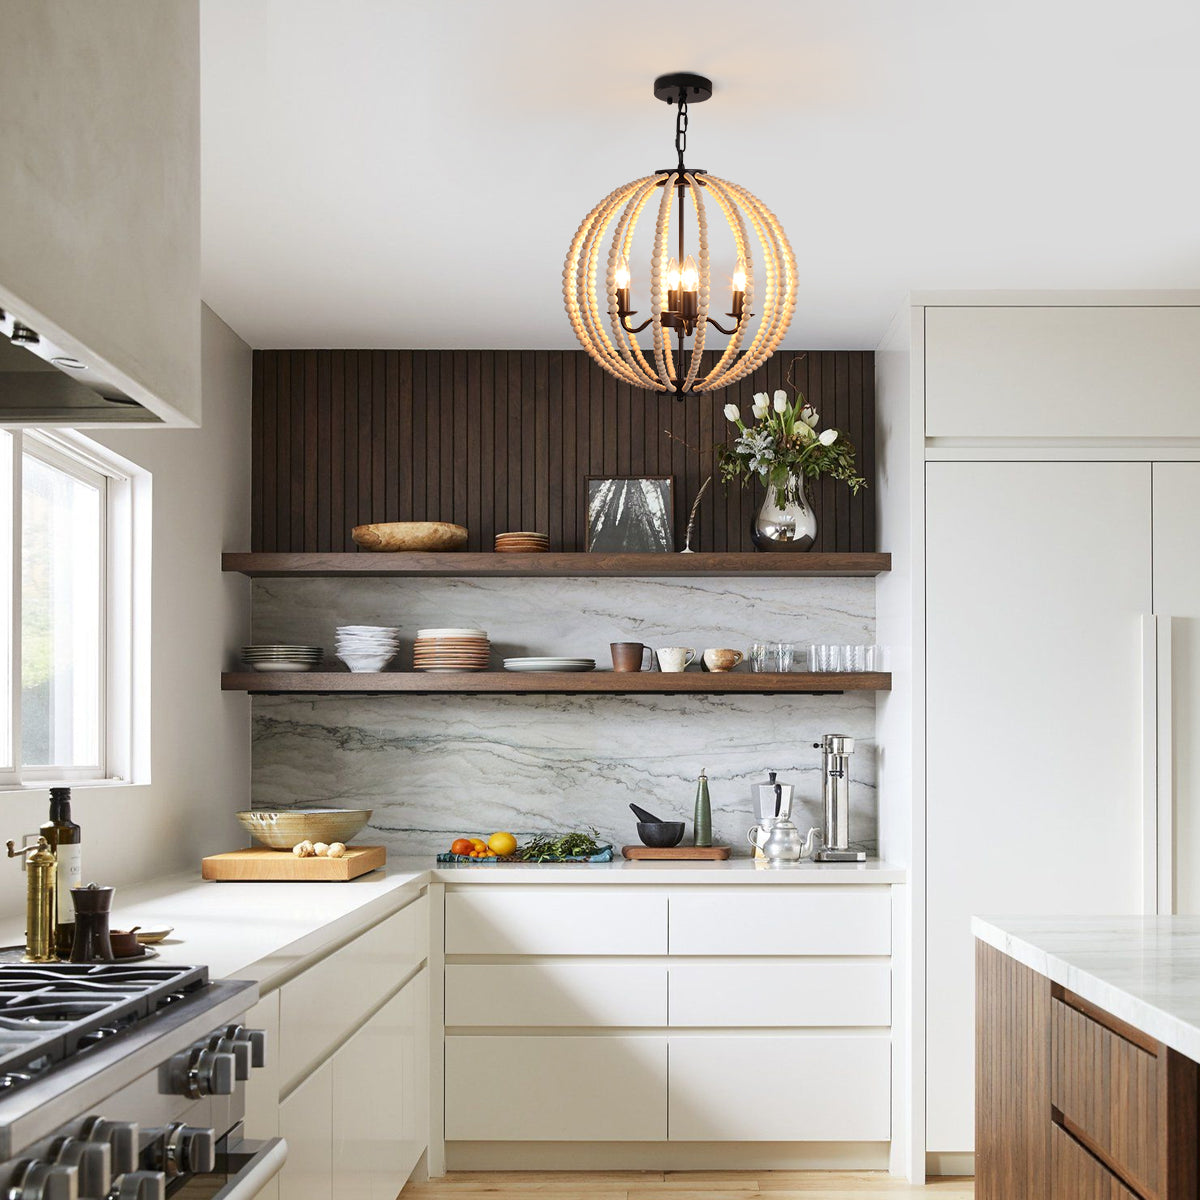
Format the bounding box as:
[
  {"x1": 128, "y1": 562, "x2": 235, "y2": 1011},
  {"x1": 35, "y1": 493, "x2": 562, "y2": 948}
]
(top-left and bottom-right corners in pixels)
[{"x1": 586, "y1": 476, "x2": 674, "y2": 552}]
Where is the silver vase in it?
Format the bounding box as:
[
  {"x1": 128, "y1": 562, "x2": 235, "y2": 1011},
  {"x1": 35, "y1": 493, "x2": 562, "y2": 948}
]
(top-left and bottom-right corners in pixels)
[{"x1": 752, "y1": 474, "x2": 817, "y2": 551}]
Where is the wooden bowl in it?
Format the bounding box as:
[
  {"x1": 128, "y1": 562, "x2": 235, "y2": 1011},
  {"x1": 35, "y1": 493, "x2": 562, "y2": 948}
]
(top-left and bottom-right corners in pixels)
[
  {"x1": 236, "y1": 808, "x2": 372, "y2": 850},
  {"x1": 351, "y1": 522, "x2": 468, "y2": 552}
]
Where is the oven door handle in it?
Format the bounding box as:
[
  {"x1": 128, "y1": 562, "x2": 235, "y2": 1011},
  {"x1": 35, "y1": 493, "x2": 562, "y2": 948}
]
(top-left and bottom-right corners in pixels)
[{"x1": 211, "y1": 1136, "x2": 287, "y2": 1199}]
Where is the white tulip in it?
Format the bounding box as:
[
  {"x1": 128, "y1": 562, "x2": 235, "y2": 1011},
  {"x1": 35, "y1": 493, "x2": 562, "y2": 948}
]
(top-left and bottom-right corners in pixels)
[
  {"x1": 752, "y1": 392, "x2": 768, "y2": 406},
  {"x1": 800, "y1": 405, "x2": 819, "y2": 428},
  {"x1": 724, "y1": 404, "x2": 741, "y2": 423},
  {"x1": 773, "y1": 390, "x2": 788, "y2": 413},
  {"x1": 818, "y1": 428, "x2": 838, "y2": 446}
]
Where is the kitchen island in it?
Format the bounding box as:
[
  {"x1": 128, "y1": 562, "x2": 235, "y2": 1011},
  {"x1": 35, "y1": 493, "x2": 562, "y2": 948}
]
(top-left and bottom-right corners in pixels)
[{"x1": 973, "y1": 916, "x2": 1200, "y2": 1200}]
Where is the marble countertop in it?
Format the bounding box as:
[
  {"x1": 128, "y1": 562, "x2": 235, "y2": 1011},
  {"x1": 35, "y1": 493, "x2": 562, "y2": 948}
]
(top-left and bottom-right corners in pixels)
[{"x1": 973, "y1": 915, "x2": 1200, "y2": 1062}]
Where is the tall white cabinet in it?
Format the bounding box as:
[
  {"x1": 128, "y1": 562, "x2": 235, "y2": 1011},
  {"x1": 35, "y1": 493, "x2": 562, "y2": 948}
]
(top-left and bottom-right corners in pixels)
[{"x1": 875, "y1": 291, "x2": 1200, "y2": 1177}]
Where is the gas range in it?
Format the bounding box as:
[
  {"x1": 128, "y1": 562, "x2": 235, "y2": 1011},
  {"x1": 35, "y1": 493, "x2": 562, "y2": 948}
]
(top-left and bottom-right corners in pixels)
[{"x1": 0, "y1": 962, "x2": 284, "y2": 1200}]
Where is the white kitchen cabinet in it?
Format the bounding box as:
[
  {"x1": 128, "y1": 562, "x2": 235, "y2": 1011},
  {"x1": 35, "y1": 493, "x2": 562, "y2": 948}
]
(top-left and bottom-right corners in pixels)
[
  {"x1": 925, "y1": 461, "x2": 1151, "y2": 1152},
  {"x1": 668, "y1": 961, "x2": 890, "y2": 1028},
  {"x1": 924, "y1": 306, "x2": 1200, "y2": 439},
  {"x1": 445, "y1": 887, "x2": 667, "y2": 955},
  {"x1": 445, "y1": 1035, "x2": 667, "y2": 1140},
  {"x1": 668, "y1": 1034, "x2": 891, "y2": 1141},
  {"x1": 278, "y1": 1058, "x2": 333, "y2": 1200},
  {"x1": 668, "y1": 888, "x2": 890, "y2": 956}
]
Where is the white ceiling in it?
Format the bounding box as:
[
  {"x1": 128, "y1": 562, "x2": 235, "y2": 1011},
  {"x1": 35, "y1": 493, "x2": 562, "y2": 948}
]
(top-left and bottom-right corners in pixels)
[{"x1": 201, "y1": 0, "x2": 1200, "y2": 350}]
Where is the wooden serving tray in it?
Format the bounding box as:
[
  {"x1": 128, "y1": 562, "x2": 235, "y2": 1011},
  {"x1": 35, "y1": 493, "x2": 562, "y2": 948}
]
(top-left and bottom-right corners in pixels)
[
  {"x1": 202, "y1": 845, "x2": 386, "y2": 881},
  {"x1": 621, "y1": 845, "x2": 732, "y2": 861}
]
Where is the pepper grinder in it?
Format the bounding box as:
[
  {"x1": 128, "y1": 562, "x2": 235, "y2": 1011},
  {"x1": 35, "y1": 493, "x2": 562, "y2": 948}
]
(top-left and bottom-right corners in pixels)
[
  {"x1": 692, "y1": 768, "x2": 712, "y2": 847},
  {"x1": 69, "y1": 883, "x2": 115, "y2": 963},
  {"x1": 6, "y1": 838, "x2": 58, "y2": 962}
]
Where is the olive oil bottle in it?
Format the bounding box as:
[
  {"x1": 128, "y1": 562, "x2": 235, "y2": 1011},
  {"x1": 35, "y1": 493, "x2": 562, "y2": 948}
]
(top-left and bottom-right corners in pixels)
[{"x1": 41, "y1": 787, "x2": 82, "y2": 954}]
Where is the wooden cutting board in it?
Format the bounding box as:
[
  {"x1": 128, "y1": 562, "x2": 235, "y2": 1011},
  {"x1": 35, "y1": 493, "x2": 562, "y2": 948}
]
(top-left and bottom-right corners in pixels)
[
  {"x1": 202, "y1": 846, "x2": 386, "y2": 881},
  {"x1": 621, "y1": 845, "x2": 732, "y2": 861}
]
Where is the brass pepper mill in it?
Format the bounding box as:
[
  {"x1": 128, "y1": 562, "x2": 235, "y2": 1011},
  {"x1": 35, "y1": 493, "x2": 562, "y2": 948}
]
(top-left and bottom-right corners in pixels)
[{"x1": 7, "y1": 838, "x2": 58, "y2": 962}]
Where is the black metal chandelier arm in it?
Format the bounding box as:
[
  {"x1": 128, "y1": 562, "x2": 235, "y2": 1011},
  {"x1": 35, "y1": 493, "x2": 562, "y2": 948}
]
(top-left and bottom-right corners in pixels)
[
  {"x1": 620, "y1": 314, "x2": 655, "y2": 335},
  {"x1": 705, "y1": 316, "x2": 739, "y2": 336}
]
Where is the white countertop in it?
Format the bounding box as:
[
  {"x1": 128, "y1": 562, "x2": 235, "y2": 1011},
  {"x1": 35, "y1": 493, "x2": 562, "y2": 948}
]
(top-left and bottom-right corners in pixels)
[
  {"x1": 973, "y1": 915, "x2": 1200, "y2": 1062},
  {"x1": 429, "y1": 857, "x2": 906, "y2": 884}
]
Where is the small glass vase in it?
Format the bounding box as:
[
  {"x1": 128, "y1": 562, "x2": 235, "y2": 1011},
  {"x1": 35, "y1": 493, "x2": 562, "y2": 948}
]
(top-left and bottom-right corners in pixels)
[{"x1": 752, "y1": 473, "x2": 817, "y2": 552}]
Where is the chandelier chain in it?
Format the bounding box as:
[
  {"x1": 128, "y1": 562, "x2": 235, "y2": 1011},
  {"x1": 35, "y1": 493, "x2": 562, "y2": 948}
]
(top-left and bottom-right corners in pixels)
[{"x1": 675, "y1": 99, "x2": 688, "y2": 172}]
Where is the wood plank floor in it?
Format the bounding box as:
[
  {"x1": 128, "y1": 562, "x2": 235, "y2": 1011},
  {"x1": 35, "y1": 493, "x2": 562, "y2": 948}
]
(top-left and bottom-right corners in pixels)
[{"x1": 403, "y1": 1170, "x2": 974, "y2": 1199}]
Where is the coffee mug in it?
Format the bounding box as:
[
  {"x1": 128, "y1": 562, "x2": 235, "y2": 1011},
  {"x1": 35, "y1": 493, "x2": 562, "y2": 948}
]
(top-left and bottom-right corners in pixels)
[
  {"x1": 703, "y1": 648, "x2": 744, "y2": 673},
  {"x1": 611, "y1": 642, "x2": 654, "y2": 672},
  {"x1": 656, "y1": 647, "x2": 696, "y2": 673}
]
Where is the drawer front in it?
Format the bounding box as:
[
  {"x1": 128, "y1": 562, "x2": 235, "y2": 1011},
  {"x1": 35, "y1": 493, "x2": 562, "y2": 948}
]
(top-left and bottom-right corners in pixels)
[
  {"x1": 669, "y1": 961, "x2": 890, "y2": 1027},
  {"x1": 445, "y1": 888, "x2": 667, "y2": 955},
  {"x1": 1052, "y1": 997, "x2": 1158, "y2": 1197},
  {"x1": 1052, "y1": 1124, "x2": 1140, "y2": 1200},
  {"x1": 668, "y1": 1034, "x2": 890, "y2": 1141},
  {"x1": 446, "y1": 963, "x2": 667, "y2": 1027},
  {"x1": 445, "y1": 1035, "x2": 667, "y2": 1140},
  {"x1": 668, "y1": 888, "x2": 891, "y2": 956},
  {"x1": 280, "y1": 895, "x2": 428, "y2": 1091}
]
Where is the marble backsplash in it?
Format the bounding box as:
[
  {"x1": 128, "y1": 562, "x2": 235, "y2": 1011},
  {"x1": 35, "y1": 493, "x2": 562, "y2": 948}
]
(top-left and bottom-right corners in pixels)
[{"x1": 250, "y1": 575, "x2": 879, "y2": 856}]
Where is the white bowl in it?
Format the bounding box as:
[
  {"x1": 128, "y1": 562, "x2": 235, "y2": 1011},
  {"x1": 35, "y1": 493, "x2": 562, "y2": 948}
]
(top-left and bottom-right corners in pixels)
[{"x1": 338, "y1": 653, "x2": 396, "y2": 673}]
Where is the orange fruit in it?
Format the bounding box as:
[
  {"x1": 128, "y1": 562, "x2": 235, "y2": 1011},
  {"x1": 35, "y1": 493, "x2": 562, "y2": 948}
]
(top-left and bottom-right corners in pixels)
[
  {"x1": 470, "y1": 838, "x2": 487, "y2": 852},
  {"x1": 487, "y1": 832, "x2": 517, "y2": 856},
  {"x1": 450, "y1": 838, "x2": 473, "y2": 856}
]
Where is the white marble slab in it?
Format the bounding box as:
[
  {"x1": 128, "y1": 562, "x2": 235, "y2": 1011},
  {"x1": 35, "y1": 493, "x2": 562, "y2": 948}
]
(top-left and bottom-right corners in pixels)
[{"x1": 973, "y1": 915, "x2": 1200, "y2": 1063}]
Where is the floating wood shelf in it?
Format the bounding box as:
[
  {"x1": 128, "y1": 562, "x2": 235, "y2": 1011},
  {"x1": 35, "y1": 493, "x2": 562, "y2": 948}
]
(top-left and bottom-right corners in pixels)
[
  {"x1": 222, "y1": 671, "x2": 891, "y2": 696},
  {"x1": 221, "y1": 551, "x2": 891, "y2": 579}
]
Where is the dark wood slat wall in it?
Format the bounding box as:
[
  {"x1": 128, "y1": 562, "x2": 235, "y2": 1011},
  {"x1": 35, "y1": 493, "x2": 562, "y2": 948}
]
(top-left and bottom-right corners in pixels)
[{"x1": 251, "y1": 349, "x2": 876, "y2": 553}]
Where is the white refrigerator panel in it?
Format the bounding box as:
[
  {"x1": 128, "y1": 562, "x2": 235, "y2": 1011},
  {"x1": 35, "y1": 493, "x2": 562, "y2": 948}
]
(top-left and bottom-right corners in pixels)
[{"x1": 925, "y1": 461, "x2": 1150, "y2": 1152}]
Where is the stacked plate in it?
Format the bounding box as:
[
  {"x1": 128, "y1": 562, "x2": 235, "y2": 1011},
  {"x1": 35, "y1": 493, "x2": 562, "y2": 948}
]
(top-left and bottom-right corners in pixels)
[
  {"x1": 335, "y1": 626, "x2": 401, "y2": 673},
  {"x1": 495, "y1": 531, "x2": 549, "y2": 553},
  {"x1": 242, "y1": 645, "x2": 324, "y2": 673},
  {"x1": 504, "y1": 657, "x2": 596, "y2": 673},
  {"x1": 413, "y1": 627, "x2": 491, "y2": 673}
]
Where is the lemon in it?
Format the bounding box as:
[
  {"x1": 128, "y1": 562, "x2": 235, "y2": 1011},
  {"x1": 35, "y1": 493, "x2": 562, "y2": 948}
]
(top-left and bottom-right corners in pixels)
[{"x1": 487, "y1": 831, "x2": 518, "y2": 857}]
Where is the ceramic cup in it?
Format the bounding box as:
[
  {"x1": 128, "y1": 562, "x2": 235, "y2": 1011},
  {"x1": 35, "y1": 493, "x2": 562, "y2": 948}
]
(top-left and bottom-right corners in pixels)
[
  {"x1": 656, "y1": 647, "x2": 696, "y2": 673},
  {"x1": 703, "y1": 648, "x2": 744, "y2": 673},
  {"x1": 611, "y1": 642, "x2": 654, "y2": 672}
]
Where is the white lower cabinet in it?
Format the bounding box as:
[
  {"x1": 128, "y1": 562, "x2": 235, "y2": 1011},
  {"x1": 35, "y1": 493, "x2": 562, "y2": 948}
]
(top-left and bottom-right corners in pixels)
[
  {"x1": 278, "y1": 1058, "x2": 334, "y2": 1200},
  {"x1": 668, "y1": 1034, "x2": 891, "y2": 1141}
]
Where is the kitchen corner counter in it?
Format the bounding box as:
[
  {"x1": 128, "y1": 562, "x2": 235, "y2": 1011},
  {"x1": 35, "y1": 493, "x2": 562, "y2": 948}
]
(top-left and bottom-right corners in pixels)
[{"x1": 973, "y1": 914, "x2": 1200, "y2": 1062}]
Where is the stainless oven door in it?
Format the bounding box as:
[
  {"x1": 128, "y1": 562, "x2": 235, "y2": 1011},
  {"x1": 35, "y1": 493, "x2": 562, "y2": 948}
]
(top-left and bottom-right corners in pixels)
[{"x1": 168, "y1": 1130, "x2": 287, "y2": 1199}]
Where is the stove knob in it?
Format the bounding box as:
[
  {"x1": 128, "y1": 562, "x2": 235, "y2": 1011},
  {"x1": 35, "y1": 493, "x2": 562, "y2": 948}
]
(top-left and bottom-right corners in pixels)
[
  {"x1": 79, "y1": 1120, "x2": 139, "y2": 1177},
  {"x1": 108, "y1": 1172, "x2": 164, "y2": 1200},
  {"x1": 48, "y1": 1137, "x2": 110, "y2": 1198},
  {"x1": 8, "y1": 1160, "x2": 78, "y2": 1200},
  {"x1": 196, "y1": 1048, "x2": 236, "y2": 1097},
  {"x1": 161, "y1": 1124, "x2": 216, "y2": 1176},
  {"x1": 209, "y1": 1033, "x2": 251, "y2": 1081},
  {"x1": 224, "y1": 1024, "x2": 267, "y2": 1069}
]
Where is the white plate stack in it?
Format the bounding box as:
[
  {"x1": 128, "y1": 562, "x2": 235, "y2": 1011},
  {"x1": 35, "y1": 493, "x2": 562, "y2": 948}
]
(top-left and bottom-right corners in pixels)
[
  {"x1": 242, "y1": 645, "x2": 324, "y2": 672},
  {"x1": 413, "y1": 628, "x2": 491, "y2": 672},
  {"x1": 503, "y1": 657, "x2": 596, "y2": 673},
  {"x1": 335, "y1": 625, "x2": 402, "y2": 673}
]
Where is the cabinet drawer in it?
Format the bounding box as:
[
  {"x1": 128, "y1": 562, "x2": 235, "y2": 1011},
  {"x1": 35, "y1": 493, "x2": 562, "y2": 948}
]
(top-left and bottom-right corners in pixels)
[
  {"x1": 1052, "y1": 995, "x2": 1158, "y2": 1197},
  {"x1": 668, "y1": 888, "x2": 890, "y2": 956},
  {"x1": 668, "y1": 1034, "x2": 890, "y2": 1141},
  {"x1": 1052, "y1": 1124, "x2": 1140, "y2": 1200},
  {"x1": 280, "y1": 895, "x2": 428, "y2": 1091},
  {"x1": 445, "y1": 1035, "x2": 667, "y2": 1140},
  {"x1": 669, "y1": 962, "x2": 890, "y2": 1027},
  {"x1": 447, "y1": 963, "x2": 667, "y2": 1027},
  {"x1": 445, "y1": 888, "x2": 667, "y2": 955}
]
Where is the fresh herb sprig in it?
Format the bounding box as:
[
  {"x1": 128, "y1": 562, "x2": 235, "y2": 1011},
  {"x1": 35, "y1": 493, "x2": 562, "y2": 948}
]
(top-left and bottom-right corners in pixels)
[{"x1": 515, "y1": 828, "x2": 604, "y2": 862}]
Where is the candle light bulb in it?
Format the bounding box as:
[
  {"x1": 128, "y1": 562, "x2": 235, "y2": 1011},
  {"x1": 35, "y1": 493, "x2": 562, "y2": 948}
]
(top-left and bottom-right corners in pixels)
[
  {"x1": 681, "y1": 255, "x2": 699, "y2": 293},
  {"x1": 666, "y1": 257, "x2": 681, "y2": 291},
  {"x1": 732, "y1": 262, "x2": 747, "y2": 293},
  {"x1": 615, "y1": 255, "x2": 631, "y2": 289}
]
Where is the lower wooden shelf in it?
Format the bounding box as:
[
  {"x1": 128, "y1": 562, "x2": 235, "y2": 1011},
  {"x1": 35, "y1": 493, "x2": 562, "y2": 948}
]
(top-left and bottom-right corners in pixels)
[{"x1": 221, "y1": 671, "x2": 891, "y2": 696}]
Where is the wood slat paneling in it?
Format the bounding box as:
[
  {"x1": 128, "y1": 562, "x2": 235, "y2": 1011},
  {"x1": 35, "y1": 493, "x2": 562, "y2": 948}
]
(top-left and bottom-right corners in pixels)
[{"x1": 251, "y1": 349, "x2": 876, "y2": 553}]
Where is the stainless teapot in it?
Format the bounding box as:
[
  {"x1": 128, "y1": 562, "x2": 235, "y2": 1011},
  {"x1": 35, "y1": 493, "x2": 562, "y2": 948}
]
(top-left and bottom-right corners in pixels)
[{"x1": 747, "y1": 817, "x2": 820, "y2": 864}]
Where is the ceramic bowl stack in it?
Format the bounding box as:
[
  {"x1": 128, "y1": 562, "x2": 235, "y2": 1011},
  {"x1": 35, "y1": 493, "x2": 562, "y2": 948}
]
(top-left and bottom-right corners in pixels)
[
  {"x1": 413, "y1": 627, "x2": 491, "y2": 672},
  {"x1": 335, "y1": 626, "x2": 401, "y2": 673},
  {"x1": 494, "y1": 531, "x2": 549, "y2": 553},
  {"x1": 242, "y1": 645, "x2": 324, "y2": 672}
]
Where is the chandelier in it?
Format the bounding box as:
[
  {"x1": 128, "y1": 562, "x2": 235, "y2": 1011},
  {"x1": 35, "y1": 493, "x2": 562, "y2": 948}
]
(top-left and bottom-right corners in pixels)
[{"x1": 564, "y1": 73, "x2": 797, "y2": 397}]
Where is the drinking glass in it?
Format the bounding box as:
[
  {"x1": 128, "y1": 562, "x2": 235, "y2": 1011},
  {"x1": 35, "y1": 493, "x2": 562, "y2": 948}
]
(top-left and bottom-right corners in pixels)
[
  {"x1": 749, "y1": 643, "x2": 771, "y2": 673},
  {"x1": 773, "y1": 642, "x2": 795, "y2": 672},
  {"x1": 844, "y1": 644, "x2": 865, "y2": 672}
]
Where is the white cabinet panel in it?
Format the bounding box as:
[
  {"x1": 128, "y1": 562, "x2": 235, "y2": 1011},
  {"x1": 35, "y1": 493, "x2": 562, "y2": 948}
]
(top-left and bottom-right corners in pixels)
[
  {"x1": 669, "y1": 962, "x2": 890, "y2": 1028},
  {"x1": 925, "y1": 307, "x2": 1200, "y2": 438},
  {"x1": 278, "y1": 1058, "x2": 333, "y2": 1200},
  {"x1": 400, "y1": 968, "x2": 430, "y2": 1184},
  {"x1": 242, "y1": 991, "x2": 280, "y2": 1140},
  {"x1": 445, "y1": 888, "x2": 667, "y2": 956},
  {"x1": 668, "y1": 1034, "x2": 890, "y2": 1141},
  {"x1": 926, "y1": 461, "x2": 1150, "y2": 1152},
  {"x1": 446, "y1": 963, "x2": 667, "y2": 1027},
  {"x1": 1151, "y1": 463, "x2": 1200, "y2": 915},
  {"x1": 445, "y1": 1035, "x2": 667, "y2": 1140},
  {"x1": 668, "y1": 888, "x2": 890, "y2": 956}
]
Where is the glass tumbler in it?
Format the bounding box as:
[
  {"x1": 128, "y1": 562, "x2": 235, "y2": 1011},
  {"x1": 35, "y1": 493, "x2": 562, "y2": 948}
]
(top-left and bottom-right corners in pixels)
[
  {"x1": 749, "y1": 643, "x2": 771, "y2": 673},
  {"x1": 774, "y1": 642, "x2": 795, "y2": 672}
]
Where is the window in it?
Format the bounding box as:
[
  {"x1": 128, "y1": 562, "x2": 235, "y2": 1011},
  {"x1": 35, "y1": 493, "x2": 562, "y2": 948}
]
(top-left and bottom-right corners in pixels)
[{"x1": 1, "y1": 430, "x2": 143, "y2": 788}]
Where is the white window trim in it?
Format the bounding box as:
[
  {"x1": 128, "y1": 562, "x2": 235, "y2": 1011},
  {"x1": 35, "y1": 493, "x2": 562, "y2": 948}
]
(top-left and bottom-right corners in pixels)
[{"x1": 0, "y1": 429, "x2": 150, "y2": 791}]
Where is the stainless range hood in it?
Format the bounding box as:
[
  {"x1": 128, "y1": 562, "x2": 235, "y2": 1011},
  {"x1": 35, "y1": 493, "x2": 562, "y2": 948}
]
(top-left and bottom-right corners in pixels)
[{"x1": 0, "y1": 304, "x2": 164, "y2": 425}]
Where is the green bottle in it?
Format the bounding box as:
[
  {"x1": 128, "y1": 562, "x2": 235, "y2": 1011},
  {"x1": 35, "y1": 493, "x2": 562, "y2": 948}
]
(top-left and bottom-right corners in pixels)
[{"x1": 693, "y1": 768, "x2": 712, "y2": 847}]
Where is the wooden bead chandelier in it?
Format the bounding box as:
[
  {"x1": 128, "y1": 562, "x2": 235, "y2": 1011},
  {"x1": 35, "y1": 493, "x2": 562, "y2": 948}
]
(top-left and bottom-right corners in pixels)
[{"x1": 564, "y1": 73, "x2": 797, "y2": 397}]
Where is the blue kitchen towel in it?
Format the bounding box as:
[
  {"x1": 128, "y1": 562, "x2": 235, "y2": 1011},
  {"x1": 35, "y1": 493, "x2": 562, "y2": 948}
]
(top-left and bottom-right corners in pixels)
[{"x1": 436, "y1": 844, "x2": 614, "y2": 864}]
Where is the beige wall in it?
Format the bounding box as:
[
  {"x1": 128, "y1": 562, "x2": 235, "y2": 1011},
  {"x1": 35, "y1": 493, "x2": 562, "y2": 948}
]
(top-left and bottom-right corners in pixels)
[
  {"x1": 0, "y1": 1, "x2": 200, "y2": 423},
  {"x1": 0, "y1": 305, "x2": 250, "y2": 912}
]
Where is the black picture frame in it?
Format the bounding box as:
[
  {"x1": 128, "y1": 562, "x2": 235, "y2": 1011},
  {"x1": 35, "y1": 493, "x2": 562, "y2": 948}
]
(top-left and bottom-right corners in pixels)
[{"x1": 585, "y1": 475, "x2": 675, "y2": 553}]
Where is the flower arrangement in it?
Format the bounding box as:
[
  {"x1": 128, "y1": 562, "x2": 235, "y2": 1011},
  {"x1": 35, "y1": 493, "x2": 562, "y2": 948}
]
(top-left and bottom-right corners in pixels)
[{"x1": 716, "y1": 388, "x2": 865, "y2": 506}]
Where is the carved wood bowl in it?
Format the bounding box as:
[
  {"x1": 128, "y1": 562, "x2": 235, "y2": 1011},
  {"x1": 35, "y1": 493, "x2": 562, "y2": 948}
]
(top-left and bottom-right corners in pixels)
[{"x1": 351, "y1": 522, "x2": 468, "y2": 552}]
